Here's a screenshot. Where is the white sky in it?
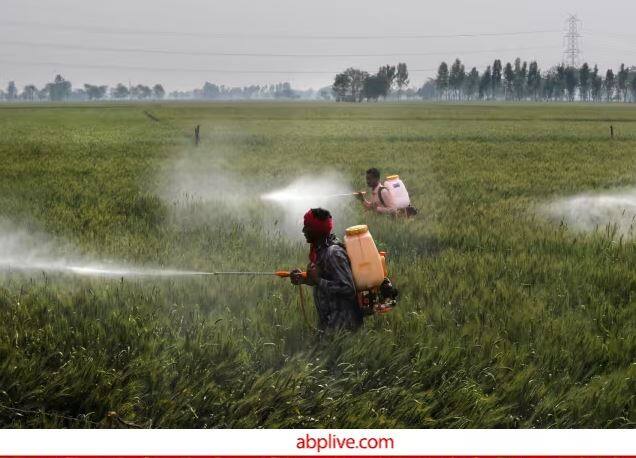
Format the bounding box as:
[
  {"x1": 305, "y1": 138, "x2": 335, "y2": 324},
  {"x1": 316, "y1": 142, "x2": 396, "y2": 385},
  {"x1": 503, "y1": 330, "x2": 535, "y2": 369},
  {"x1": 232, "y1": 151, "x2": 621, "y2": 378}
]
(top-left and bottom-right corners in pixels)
[{"x1": 1, "y1": 0, "x2": 634, "y2": 92}]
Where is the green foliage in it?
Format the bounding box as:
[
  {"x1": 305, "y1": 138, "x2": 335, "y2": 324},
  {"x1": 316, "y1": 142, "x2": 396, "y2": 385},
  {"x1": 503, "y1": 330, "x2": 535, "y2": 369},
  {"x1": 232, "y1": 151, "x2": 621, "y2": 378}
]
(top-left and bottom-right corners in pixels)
[{"x1": 0, "y1": 102, "x2": 634, "y2": 428}]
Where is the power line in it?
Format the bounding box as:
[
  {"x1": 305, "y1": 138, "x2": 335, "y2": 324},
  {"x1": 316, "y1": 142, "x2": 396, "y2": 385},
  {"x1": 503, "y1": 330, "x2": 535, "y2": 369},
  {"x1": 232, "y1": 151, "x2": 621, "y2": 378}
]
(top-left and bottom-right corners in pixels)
[
  {"x1": 0, "y1": 59, "x2": 439, "y2": 74},
  {"x1": 0, "y1": 20, "x2": 562, "y2": 40},
  {"x1": 0, "y1": 40, "x2": 562, "y2": 58}
]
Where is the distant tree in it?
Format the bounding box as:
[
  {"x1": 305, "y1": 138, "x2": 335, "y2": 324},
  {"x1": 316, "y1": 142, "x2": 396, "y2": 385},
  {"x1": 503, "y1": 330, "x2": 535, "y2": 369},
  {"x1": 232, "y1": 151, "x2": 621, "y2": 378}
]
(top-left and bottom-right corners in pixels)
[
  {"x1": 363, "y1": 74, "x2": 385, "y2": 101},
  {"x1": 604, "y1": 69, "x2": 615, "y2": 101},
  {"x1": 343, "y1": 68, "x2": 368, "y2": 102},
  {"x1": 22, "y1": 84, "x2": 38, "y2": 101},
  {"x1": 111, "y1": 83, "x2": 130, "y2": 99},
  {"x1": 479, "y1": 65, "x2": 492, "y2": 100},
  {"x1": 564, "y1": 66, "x2": 578, "y2": 101},
  {"x1": 513, "y1": 59, "x2": 527, "y2": 100},
  {"x1": 617, "y1": 64, "x2": 629, "y2": 102},
  {"x1": 84, "y1": 84, "x2": 108, "y2": 100},
  {"x1": 332, "y1": 72, "x2": 351, "y2": 102},
  {"x1": 527, "y1": 61, "x2": 541, "y2": 101},
  {"x1": 435, "y1": 62, "x2": 449, "y2": 100},
  {"x1": 318, "y1": 86, "x2": 333, "y2": 101},
  {"x1": 202, "y1": 82, "x2": 220, "y2": 99},
  {"x1": 542, "y1": 70, "x2": 556, "y2": 101},
  {"x1": 6, "y1": 81, "x2": 18, "y2": 101},
  {"x1": 464, "y1": 67, "x2": 479, "y2": 100},
  {"x1": 630, "y1": 74, "x2": 636, "y2": 102},
  {"x1": 448, "y1": 58, "x2": 465, "y2": 100},
  {"x1": 503, "y1": 62, "x2": 514, "y2": 100},
  {"x1": 417, "y1": 79, "x2": 437, "y2": 100},
  {"x1": 555, "y1": 64, "x2": 566, "y2": 101},
  {"x1": 491, "y1": 59, "x2": 502, "y2": 98},
  {"x1": 45, "y1": 75, "x2": 72, "y2": 101},
  {"x1": 591, "y1": 65, "x2": 603, "y2": 102},
  {"x1": 37, "y1": 87, "x2": 49, "y2": 101},
  {"x1": 377, "y1": 65, "x2": 396, "y2": 99},
  {"x1": 153, "y1": 84, "x2": 165, "y2": 99},
  {"x1": 132, "y1": 84, "x2": 152, "y2": 99},
  {"x1": 395, "y1": 62, "x2": 409, "y2": 101},
  {"x1": 579, "y1": 62, "x2": 591, "y2": 101}
]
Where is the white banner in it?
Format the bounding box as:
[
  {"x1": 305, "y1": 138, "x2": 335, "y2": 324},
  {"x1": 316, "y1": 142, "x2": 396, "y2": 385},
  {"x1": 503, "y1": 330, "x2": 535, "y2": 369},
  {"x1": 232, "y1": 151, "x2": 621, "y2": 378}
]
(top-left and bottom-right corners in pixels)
[{"x1": 0, "y1": 429, "x2": 634, "y2": 456}]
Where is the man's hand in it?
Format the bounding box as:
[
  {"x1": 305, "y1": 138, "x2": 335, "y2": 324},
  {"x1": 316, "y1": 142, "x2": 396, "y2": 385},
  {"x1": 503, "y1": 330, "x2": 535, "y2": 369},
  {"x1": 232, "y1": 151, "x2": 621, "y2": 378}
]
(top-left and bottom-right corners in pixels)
[
  {"x1": 354, "y1": 191, "x2": 365, "y2": 202},
  {"x1": 290, "y1": 269, "x2": 305, "y2": 285}
]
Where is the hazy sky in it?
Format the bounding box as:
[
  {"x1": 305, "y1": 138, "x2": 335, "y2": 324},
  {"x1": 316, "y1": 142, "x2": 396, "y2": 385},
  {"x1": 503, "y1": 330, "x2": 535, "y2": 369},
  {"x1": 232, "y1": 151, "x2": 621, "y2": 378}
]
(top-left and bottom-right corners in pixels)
[{"x1": 1, "y1": 0, "x2": 634, "y2": 92}]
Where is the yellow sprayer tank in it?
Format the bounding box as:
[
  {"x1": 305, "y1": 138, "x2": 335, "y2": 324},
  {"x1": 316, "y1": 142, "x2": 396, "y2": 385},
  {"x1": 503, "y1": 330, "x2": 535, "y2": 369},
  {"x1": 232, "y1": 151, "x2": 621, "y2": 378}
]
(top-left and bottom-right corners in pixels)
[{"x1": 344, "y1": 225, "x2": 385, "y2": 291}]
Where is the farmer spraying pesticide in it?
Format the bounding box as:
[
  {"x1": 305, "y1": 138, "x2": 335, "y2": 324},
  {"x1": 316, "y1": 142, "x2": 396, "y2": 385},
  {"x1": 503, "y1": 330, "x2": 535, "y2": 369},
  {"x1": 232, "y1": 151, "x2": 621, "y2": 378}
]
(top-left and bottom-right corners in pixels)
[
  {"x1": 357, "y1": 168, "x2": 417, "y2": 217},
  {"x1": 290, "y1": 208, "x2": 363, "y2": 331},
  {"x1": 289, "y1": 208, "x2": 398, "y2": 331}
]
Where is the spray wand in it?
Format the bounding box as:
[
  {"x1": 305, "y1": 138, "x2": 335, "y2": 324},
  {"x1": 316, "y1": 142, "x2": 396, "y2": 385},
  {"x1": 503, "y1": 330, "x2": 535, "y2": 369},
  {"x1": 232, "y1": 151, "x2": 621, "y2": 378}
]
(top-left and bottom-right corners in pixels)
[{"x1": 208, "y1": 270, "x2": 306, "y2": 278}]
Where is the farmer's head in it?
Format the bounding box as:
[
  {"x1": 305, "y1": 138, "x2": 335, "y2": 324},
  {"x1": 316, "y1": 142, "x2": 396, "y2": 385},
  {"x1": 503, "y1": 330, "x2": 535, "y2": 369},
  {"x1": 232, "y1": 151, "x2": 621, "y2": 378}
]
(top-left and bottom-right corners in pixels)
[
  {"x1": 302, "y1": 208, "x2": 333, "y2": 243},
  {"x1": 366, "y1": 167, "x2": 381, "y2": 188}
]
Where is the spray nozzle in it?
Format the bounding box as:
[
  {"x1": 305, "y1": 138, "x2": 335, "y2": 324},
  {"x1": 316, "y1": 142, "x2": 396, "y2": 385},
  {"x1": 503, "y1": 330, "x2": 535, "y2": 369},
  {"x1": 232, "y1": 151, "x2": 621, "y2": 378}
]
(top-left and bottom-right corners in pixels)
[{"x1": 275, "y1": 270, "x2": 307, "y2": 278}]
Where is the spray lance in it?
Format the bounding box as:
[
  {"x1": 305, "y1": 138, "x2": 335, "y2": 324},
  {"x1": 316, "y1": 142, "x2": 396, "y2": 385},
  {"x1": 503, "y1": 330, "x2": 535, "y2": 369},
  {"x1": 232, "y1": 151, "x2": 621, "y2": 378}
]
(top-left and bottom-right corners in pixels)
[{"x1": 208, "y1": 270, "x2": 314, "y2": 329}]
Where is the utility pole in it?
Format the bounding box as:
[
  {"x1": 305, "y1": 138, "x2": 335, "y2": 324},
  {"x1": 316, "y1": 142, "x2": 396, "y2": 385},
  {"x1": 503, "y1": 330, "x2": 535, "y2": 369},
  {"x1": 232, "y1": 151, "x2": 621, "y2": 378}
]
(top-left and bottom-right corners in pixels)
[{"x1": 563, "y1": 14, "x2": 582, "y2": 67}]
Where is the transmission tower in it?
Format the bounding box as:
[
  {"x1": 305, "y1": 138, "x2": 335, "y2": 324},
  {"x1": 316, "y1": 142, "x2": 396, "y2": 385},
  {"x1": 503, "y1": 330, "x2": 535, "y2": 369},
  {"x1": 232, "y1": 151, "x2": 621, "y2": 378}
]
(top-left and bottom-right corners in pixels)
[{"x1": 563, "y1": 14, "x2": 582, "y2": 67}]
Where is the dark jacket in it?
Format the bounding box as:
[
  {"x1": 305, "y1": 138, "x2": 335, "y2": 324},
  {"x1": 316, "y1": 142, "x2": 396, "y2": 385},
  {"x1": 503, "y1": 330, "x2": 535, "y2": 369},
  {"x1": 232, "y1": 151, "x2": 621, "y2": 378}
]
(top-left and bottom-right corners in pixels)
[{"x1": 312, "y1": 234, "x2": 363, "y2": 331}]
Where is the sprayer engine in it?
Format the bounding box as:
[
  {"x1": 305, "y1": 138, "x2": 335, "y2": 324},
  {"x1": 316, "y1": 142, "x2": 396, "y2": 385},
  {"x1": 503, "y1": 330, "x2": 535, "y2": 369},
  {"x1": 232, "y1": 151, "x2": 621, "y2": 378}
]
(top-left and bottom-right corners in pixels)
[{"x1": 357, "y1": 277, "x2": 398, "y2": 315}]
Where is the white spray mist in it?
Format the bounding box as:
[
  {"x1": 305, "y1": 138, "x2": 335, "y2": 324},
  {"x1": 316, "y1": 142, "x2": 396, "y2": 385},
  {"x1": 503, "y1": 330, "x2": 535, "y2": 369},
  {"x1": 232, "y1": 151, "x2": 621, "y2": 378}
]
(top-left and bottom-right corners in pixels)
[{"x1": 542, "y1": 189, "x2": 636, "y2": 236}]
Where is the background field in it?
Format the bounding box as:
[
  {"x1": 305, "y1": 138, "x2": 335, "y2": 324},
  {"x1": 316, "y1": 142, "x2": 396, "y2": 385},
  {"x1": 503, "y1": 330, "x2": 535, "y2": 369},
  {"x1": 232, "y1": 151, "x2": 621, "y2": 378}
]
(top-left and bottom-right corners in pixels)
[{"x1": 0, "y1": 102, "x2": 634, "y2": 428}]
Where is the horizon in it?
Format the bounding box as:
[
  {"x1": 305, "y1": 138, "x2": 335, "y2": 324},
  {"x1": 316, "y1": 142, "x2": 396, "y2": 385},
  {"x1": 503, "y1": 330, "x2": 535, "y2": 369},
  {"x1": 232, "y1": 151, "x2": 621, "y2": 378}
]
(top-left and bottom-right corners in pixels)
[{"x1": 2, "y1": 0, "x2": 635, "y2": 92}]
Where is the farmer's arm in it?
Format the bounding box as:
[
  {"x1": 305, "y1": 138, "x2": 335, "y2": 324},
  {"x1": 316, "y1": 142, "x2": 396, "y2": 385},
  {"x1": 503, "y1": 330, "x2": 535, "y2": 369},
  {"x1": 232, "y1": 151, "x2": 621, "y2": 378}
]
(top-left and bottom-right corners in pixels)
[{"x1": 316, "y1": 249, "x2": 356, "y2": 297}]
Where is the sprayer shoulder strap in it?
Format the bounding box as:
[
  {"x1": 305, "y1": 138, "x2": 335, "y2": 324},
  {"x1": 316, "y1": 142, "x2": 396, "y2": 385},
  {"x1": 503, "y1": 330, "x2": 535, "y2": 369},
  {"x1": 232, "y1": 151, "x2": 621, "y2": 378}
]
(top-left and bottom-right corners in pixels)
[{"x1": 377, "y1": 186, "x2": 388, "y2": 207}]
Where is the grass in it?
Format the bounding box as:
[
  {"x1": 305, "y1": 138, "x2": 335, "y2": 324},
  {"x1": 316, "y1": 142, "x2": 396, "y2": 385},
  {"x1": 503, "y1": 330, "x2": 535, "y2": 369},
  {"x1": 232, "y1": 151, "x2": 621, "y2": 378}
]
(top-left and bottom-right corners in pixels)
[{"x1": 0, "y1": 101, "x2": 634, "y2": 428}]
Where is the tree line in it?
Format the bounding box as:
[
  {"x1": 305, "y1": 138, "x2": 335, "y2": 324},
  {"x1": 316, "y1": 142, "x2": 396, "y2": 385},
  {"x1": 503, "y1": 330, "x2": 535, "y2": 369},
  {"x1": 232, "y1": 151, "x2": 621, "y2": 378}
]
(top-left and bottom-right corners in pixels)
[
  {"x1": 423, "y1": 59, "x2": 636, "y2": 102},
  {"x1": 331, "y1": 63, "x2": 410, "y2": 102},
  {"x1": 0, "y1": 75, "x2": 315, "y2": 102}
]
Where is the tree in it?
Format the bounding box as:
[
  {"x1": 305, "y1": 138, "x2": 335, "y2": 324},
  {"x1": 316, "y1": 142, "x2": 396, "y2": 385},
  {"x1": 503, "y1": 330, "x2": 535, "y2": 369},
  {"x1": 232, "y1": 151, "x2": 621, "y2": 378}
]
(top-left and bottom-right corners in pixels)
[
  {"x1": 84, "y1": 84, "x2": 108, "y2": 100},
  {"x1": 617, "y1": 64, "x2": 629, "y2": 102},
  {"x1": 22, "y1": 84, "x2": 38, "y2": 101},
  {"x1": 527, "y1": 61, "x2": 541, "y2": 101},
  {"x1": 332, "y1": 72, "x2": 350, "y2": 102},
  {"x1": 448, "y1": 58, "x2": 465, "y2": 100},
  {"x1": 604, "y1": 69, "x2": 615, "y2": 101},
  {"x1": 513, "y1": 59, "x2": 527, "y2": 100},
  {"x1": 363, "y1": 74, "x2": 385, "y2": 101},
  {"x1": 564, "y1": 66, "x2": 578, "y2": 101},
  {"x1": 591, "y1": 65, "x2": 602, "y2": 102},
  {"x1": 503, "y1": 62, "x2": 514, "y2": 100},
  {"x1": 111, "y1": 83, "x2": 130, "y2": 99},
  {"x1": 202, "y1": 82, "x2": 220, "y2": 99},
  {"x1": 6, "y1": 81, "x2": 18, "y2": 101},
  {"x1": 395, "y1": 62, "x2": 409, "y2": 101},
  {"x1": 554, "y1": 64, "x2": 566, "y2": 101},
  {"x1": 435, "y1": 62, "x2": 449, "y2": 100},
  {"x1": 377, "y1": 65, "x2": 396, "y2": 99},
  {"x1": 579, "y1": 62, "x2": 591, "y2": 101},
  {"x1": 630, "y1": 75, "x2": 636, "y2": 102},
  {"x1": 153, "y1": 84, "x2": 165, "y2": 100},
  {"x1": 491, "y1": 59, "x2": 502, "y2": 99},
  {"x1": 464, "y1": 67, "x2": 479, "y2": 100},
  {"x1": 45, "y1": 75, "x2": 72, "y2": 101},
  {"x1": 132, "y1": 84, "x2": 152, "y2": 99},
  {"x1": 479, "y1": 65, "x2": 492, "y2": 100},
  {"x1": 418, "y1": 79, "x2": 437, "y2": 100}
]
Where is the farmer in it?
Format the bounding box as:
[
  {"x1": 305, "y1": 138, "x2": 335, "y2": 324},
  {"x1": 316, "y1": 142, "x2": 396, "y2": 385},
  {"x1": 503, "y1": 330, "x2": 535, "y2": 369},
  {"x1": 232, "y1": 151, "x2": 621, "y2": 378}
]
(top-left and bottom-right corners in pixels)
[
  {"x1": 356, "y1": 167, "x2": 395, "y2": 215},
  {"x1": 290, "y1": 208, "x2": 363, "y2": 331},
  {"x1": 356, "y1": 167, "x2": 417, "y2": 217}
]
